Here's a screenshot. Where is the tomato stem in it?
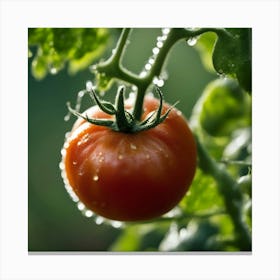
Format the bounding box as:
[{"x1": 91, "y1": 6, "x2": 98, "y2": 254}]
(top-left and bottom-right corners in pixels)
[{"x1": 94, "y1": 28, "x2": 228, "y2": 122}]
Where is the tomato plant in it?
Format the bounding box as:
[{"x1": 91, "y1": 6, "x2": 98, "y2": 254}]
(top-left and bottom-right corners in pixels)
[{"x1": 29, "y1": 27, "x2": 252, "y2": 252}]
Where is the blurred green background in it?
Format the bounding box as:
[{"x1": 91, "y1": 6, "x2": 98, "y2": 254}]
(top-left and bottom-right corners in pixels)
[{"x1": 28, "y1": 28, "x2": 216, "y2": 251}]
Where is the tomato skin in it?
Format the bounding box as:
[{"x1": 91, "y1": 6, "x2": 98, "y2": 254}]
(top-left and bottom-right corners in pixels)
[{"x1": 62, "y1": 96, "x2": 197, "y2": 221}]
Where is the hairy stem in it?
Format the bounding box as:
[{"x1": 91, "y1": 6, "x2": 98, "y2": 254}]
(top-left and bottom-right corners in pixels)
[{"x1": 195, "y1": 135, "x2": 251, "y2": 251}]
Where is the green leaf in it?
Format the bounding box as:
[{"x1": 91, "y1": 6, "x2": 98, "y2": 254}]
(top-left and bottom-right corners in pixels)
[
  {"x1": 194, "y1": 31, "x2": 217, "y2": 72},
  {"x1": 180, "y1": 169, "x2": 224, "y2": 213},
  {"x1": 110, "y1": 225, "x2": 141, "y2": 251},
  {"x1": 110, "y1": 224, "x2": 167, "y2": 251},
  {"x1": 194, "y1": 28, "x2": 252, "y2": 93},
  {"x1": 212, "y1": 28, "x2": 252, "y2": 92},
  {"x1": 28, "y1": 28, "x2": 110, "y2": 79},
  {"x1": 31, "y1": 53, "x2": 48, "y2": 80},
  {"x1": 197, "y1": 78, "x2": 251, "y2": 137}
]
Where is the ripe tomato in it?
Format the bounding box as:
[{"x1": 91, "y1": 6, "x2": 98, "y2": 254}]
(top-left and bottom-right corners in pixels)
[{"x1": 61, "y1": 95, "x2": 197, "y2": 221}]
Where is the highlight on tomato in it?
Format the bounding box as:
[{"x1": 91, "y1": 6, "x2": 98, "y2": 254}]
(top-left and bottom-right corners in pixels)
[{"x1": 60, "y1": 86, "x2": 197, "y2": 222}]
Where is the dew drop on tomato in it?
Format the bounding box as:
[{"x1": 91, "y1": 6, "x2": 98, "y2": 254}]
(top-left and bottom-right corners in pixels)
[{"x1": 93, "y1": 175, "x2": 99, "y2": 181}]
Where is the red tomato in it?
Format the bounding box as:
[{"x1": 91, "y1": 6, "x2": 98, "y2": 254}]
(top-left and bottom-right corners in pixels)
[{"x1": 61, "y1": 95, "x2": 197, "y2": 221}]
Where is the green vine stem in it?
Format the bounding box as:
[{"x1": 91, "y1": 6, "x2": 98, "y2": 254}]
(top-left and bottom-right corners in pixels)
[
  {"x1": 95, "y1": 28, "x2": 231, "y2": 121},
  {"x1": 195, "y1": 135, "x2": 251, "y2": 250}
]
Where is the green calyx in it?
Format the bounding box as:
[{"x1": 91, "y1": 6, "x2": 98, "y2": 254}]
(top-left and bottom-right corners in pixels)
[{"x1": 67, "y1": 86, "x2": 175, "y2": 133}]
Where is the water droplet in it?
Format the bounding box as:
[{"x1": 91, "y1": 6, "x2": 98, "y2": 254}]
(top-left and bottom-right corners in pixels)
[
  {"x1": 111, "y1": 221, "x2": 123, "y2": 228},
  {"x1": 93, "y1": 175, "x2": 99, "y2": 181},
  {"x1": 77, "y1": 134, "x2": 89, "y2": 146},
  {"x1": 95, "y1": 216, "x2": 104, "y2": 225},
  {"x1": 153, "y1": 77, "x2": 164, "y2": 87},
  {"x1": 140, "y1": 71, "x2": 147, "y2": 77},
  {"x1": 152, "y1": 47, "x2": 159, "y2": 55},
  {"x1": 59, "y1": 162, "x2": 65, "y2": 170},
  {"x1": 130, "y1": 143, "x2": 137, "y2": 150},
  {"x1": 65, "y1": 132, "x2": 70, "y2": 139},
  {"x1": 60, "y1": 148, "x2": 66, "y2": 157},
  {"x1": 78, "y1": 90, "x2": 85, "y2": 98},
  {"x1": 149, "y1": 58, "x2": 155, "y2": 65},
  {"x1": 157, "y1": 79, "x2": 164, "y2": 87},
  {"x1": 112, "y1": 48, "x2": 116, "y2": 54},
  {"x1": 63, "y1": 142, "x2": 69, "y2": 149},
  {"x1": 157, "y1": 36, "x2": 163, "y2": 42},
  {"x1": 90, "y1": 64, "x2": 97, "y2": 71},
  {"x1": 156, "y1": 41, "x2": 163, "y2": 48},
  {"x1": 162, "y1": 28, "x2": 170, "y2": 35},
  {"x1": 161, "y1": 35, "x2": 167, "y2": 41},
  {"x1": 187, "y1": 37, "x2": 197, "y2": 46},
  {"x1": 77, "y1": 202, "x2": 85, "y2": 211},
  {"x1": 146, "y1": 154, "x2": 150, "y2": 159},
  {"x1": 86, "y1": 81, "x2": 94, "y2": 91},
  {"x1": 176, "y1": 110, "x2": 182, "y2": 116},
  {"x1": 84, "y1": 210, "x2": 93, "y2": 218},
  {"x1": 64, "y1": 114, "x2": 71, "y2": 122},
  {"x1": 72, "y1": 161, "x2": 77, "y2": 165},
  {"x1": 118, "y1": 154, "x2": 124, "y2": 160},
  {"x1": 145, "y1": 63, "x2": 152, "y2": 71},
  {"x1": 78, "y1": 170, "x2": 84, "y2": 176},
  {"x1": 50, "y1": 67, "x2": 57, "y2": 74}
]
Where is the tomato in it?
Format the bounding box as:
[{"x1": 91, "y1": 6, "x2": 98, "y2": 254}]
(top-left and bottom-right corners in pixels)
[{"x1": 61, "y1": 95, "x2": 197, "y2": 221}]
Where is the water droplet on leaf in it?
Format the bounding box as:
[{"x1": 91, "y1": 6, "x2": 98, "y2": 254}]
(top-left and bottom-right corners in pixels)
[{"x1": 187, "y1": 37, "x2": 197, "y2": 46}]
